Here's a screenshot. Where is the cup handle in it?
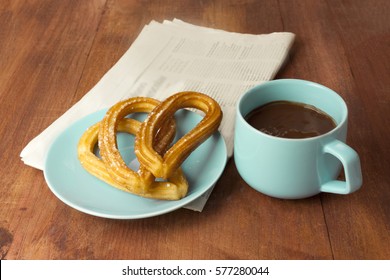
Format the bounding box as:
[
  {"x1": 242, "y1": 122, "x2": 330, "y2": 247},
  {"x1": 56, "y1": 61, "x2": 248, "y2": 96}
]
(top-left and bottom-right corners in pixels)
[{"x1": 320, "y1": 139, "x2": 362, "y2": 194}]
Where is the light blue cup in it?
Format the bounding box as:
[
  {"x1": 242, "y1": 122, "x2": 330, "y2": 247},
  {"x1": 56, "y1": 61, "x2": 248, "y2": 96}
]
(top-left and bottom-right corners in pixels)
[{"x1": 234, "y1": 79, "x2": 362, "y2": 199}]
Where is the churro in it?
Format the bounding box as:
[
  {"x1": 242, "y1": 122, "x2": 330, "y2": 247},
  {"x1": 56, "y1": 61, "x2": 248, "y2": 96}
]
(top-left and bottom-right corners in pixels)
[
  {"x1": 135, "y1": 91, "x2": 223, "y2": 179},
  {"x1": 78, "y1": 97, "x2": 188, "y2": 200}
]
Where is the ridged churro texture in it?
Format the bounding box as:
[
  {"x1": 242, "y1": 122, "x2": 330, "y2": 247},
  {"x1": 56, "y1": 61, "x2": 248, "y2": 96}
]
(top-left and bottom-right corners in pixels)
[
  {"x1": 135, "y1": 91, "x2": 223, "y2": 179},
  {"x1": 78, "y1": 92, "x2": 222, "y2": 200},
  {"x1": 78, "y1": 97, "x2": 188, "y2": 200}
]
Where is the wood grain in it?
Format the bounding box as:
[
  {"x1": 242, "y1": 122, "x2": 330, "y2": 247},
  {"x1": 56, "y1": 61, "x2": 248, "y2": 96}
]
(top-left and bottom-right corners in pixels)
[{"x1": 0, "y1": 0, "x2": 389, "y2": 259}]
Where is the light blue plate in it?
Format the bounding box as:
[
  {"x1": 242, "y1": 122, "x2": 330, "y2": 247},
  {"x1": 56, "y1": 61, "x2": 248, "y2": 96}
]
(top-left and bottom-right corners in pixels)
[{"x1": 43, "y1": 109, "x2": 227, "y2": 219}]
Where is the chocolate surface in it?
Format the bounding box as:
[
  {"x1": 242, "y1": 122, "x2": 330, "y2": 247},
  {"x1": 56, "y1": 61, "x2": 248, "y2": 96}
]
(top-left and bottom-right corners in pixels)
[{"x1": 245, "y1": 101, "x2": 337, "y2": 139}]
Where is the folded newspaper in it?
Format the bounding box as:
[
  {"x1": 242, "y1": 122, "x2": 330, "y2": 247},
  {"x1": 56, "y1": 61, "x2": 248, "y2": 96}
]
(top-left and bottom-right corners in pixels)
[{"x1": 21, "y1": 19, "x2": 295, "y2": 211}]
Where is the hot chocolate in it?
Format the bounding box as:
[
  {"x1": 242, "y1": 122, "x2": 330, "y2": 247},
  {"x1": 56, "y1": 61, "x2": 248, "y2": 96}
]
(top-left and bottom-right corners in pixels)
[{"x1": 245, "y1": 101, "x2": 336, "y2": 139}]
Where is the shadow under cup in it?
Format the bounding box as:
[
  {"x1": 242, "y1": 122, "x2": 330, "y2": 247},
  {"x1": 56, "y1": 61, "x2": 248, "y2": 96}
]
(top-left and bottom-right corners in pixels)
[{"x1": 234, "y1": 79, "x2": 362, "y2": 199}]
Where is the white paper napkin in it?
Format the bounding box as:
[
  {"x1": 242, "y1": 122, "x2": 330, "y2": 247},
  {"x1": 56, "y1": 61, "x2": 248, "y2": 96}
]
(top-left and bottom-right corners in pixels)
[{"x1": 21, "y1": 19, "x2": 295, "y2": 211}]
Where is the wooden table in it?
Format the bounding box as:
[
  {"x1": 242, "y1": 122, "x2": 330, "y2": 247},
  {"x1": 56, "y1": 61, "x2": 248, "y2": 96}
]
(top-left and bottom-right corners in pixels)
[{"x1": 1, "y1": 0, "x2": 389, "y2": 260}]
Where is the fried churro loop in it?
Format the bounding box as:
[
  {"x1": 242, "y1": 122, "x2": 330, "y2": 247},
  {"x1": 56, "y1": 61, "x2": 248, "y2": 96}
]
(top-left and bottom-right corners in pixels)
[
  {"x1": 78, "y1": 97, "x2": 188, "y2": 200},
  {"x1": 135, "y1": 91, "x2": 223, "y2": 179}
]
